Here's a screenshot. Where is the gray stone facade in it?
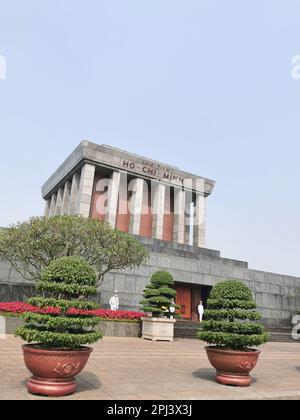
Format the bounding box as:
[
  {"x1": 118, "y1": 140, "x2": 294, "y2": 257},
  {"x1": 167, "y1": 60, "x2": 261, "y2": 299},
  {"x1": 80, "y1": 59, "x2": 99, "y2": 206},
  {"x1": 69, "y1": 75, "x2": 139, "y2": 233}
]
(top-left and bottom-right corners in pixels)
[
  {"x1": 100, "y1": 237, "x2": 300, "y2": 327},
  {"x1": 2, "y1": 238, "x2": 299, "y2": 328},
  {"x1": 0, "y1": 317, "x2": 141, "y2": 337}
]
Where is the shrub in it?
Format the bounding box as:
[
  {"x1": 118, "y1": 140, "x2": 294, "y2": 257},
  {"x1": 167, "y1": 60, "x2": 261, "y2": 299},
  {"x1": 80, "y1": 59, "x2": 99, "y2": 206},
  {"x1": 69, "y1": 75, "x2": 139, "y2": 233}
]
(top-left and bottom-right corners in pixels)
[
  {"x1": 198, "y1": 280, "x2": 269, "y2": 350},
  {"x1": 140, "y1": 270, "x2": 179, "y2": 318},
  {"x1": 15, "y1": 257, "x2": 102, "y2": 349}
]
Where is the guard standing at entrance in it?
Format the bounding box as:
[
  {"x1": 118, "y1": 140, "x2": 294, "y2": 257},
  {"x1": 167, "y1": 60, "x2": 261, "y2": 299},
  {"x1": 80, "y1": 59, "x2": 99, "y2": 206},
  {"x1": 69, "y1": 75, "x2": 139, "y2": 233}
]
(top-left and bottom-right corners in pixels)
[
  {"x1": 198, "y1": 301, "x2": 204, "y2": 323},
  {"x1": 109, "y1": 291, "x2": 120, "y2": 311}
]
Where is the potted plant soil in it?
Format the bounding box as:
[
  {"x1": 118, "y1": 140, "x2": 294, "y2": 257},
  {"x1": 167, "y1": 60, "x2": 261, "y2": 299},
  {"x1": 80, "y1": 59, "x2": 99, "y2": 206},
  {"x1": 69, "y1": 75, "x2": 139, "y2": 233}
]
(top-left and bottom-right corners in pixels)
[
  {"x1": 15, "y1": 256, "x2": 102, "y2": 397},
  {"x1": 198, "y1": 280, "x2": 269, "y2": 387},
  {"x1": 140, "y1": 270, "x2": 179, "y2": 342}
]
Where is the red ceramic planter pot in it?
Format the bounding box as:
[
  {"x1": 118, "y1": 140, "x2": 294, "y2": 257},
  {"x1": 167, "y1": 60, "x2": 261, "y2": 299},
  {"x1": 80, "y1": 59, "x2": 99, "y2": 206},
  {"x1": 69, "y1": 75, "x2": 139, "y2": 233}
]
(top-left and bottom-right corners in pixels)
[
  {"x1": 205, "y1": 346, "x2": 260, "y2": 387},
  {"x1": 22, "y1": 345, "x2": 93, "y2": 397}
]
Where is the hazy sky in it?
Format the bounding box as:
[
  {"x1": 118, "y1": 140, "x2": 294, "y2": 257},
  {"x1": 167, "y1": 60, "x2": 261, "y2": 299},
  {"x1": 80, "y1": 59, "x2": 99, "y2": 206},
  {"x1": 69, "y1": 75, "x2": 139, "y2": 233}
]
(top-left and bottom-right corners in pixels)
[{"x1": 0, "y1": 1, "x2": 300, "y2": 276}]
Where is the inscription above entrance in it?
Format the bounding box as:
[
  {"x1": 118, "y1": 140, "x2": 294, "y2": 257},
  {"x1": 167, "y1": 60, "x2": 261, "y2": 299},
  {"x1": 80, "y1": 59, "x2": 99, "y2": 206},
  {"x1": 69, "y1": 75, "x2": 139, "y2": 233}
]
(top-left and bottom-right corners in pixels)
[{"x1": 122, "y1": 159, "x2": 185, "y2": 185}]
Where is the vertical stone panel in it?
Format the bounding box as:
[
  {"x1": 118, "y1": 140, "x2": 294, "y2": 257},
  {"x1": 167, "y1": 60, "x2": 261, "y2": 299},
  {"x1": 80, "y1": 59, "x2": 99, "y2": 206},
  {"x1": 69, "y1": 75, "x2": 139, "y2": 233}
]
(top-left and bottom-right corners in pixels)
[
  {"x1": 140, "y1": 182, "x2": 152, "y2": 237},
  {"x1": 44, "y1": 199, "x2": 51, "y2": 217},
  {"x1": 54, "y1": 187, "x2": 64, "y2": 216},
  {"x1": 184, "y1": 179, "x2": 193, "y2": 246},
  {"x1": 163, "y1": 186, "x2": 174, "y2": 242},
  {"x1": 173, "y1": 188, "x2": 185, "y2": 244},
  {"x1": 68, "y1": 172, "x2": 80, "y2": 215},
  {"x1": 106, "y1": 171, "x2": 121, "y2": 227},
  {"x1": 152, "y1": 182, "x2": 166, "y2": 240},
  {"x1": 128, "y1": 178, "x2": 144, "y2": 235},
  {"x1": 48, "y1": 193, "x2": 57, "y2": 217},
  {"x1": 193, "y1": 193, "x2": 206, "y2": 248},
  {"x1": 61, "y1": 181, "x2": 71, "y2": 215},
  {"x1": 77, "y1": 163, "x2": 96, "y2": 217}
]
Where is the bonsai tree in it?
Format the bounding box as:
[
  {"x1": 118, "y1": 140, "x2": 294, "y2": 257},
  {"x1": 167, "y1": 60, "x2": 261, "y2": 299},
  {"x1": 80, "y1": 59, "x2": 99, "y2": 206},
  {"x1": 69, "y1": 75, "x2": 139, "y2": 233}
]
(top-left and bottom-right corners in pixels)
[
  {"x1": 0, "y1": 216, "x2": 148, "y2": 285},
  {"x1": 198, "y1": 280, "x2": 269, "y2": 349},
  {"x1": 140, "y1": 270, "x2": 179, "y2": 318},
  {"x1": 198, "y1": 280, "x2": 269, "y2": 386},
  {"x1": 15, "y1": 256, "x2": 102, "y2": 348}
]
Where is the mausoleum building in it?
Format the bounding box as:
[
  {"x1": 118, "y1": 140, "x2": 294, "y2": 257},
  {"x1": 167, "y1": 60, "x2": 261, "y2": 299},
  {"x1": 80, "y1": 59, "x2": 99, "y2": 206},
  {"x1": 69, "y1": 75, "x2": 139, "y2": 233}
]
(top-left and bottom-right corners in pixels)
[
  {"x1": 42, "y1": 141, "x2": 215, "y2": 248},
  {"x1": 1, "y1": 140, "x2": 300, "y2": 329}
]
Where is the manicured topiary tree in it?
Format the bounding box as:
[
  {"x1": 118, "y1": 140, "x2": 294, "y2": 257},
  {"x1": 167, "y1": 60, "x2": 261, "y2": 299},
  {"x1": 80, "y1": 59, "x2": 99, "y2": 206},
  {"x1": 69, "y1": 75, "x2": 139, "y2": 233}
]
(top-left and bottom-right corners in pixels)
[
  {"x1": 15, "y1": 256, "x2": 102, "y2": 348},
  {"x1": 198, "y1": 280, "x2": 269, "y2": 350},
  {"x1": 140, "y1": 270, "x2": 179, "y2": 318}
]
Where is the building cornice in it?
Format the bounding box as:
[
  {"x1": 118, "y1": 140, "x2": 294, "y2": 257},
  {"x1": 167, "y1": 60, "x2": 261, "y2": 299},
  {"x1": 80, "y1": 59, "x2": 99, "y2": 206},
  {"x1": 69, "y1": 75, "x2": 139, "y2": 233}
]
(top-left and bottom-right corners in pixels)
[{"x1": 42, "y1": 140, "x2": 216, "y2": 199}]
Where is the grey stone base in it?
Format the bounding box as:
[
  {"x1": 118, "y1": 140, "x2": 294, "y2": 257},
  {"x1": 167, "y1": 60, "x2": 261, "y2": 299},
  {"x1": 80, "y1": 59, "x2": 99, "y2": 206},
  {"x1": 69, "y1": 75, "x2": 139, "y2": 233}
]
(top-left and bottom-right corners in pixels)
[
  {"x1": 0, "y1": 283, "x2": 36, "y2": 303},
  {"x1": 1, "y1": 237, "x2": 300, "y2": 328},
  {"x1": 96, "y1": 320, "x2": 141, "y2": 337},
  {"x1": 141, "y1": 317, "x2": 175, "y2": 342},
  {"x1": 0, "y1": 282, "x2": 102, "y2": 305},
  {"x1": 0, "y1": 316, "x2": 24, "y2": 335},
  {"x1": 100, "y1": 237, "x2": 300, "y2": 328},
  {"x1": 1, "y1": 316, "x2": 141, "y2": 338}
]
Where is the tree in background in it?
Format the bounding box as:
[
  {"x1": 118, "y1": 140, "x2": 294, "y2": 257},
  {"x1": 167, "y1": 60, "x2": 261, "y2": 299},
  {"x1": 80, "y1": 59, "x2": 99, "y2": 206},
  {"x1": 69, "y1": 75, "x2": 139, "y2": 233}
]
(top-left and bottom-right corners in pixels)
[{"x1": 0, "y1": 216, "x2": 148, "y2": 285}]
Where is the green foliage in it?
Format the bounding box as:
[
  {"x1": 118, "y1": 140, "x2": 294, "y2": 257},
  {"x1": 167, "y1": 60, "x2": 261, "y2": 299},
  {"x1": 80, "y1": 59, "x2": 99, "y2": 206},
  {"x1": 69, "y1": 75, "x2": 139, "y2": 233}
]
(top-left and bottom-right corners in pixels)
[
  {"x1": 140, "y1": 270, "x2": 179, "y2": 317},
  {"x1": 28, "y1": 297, "x2": 98, "y2": 311},
  {"x1": 198, "y1": 280, "x2": 269, "y2": 350},
  {"x1": 37, "y1": 281, "x2": 98, "y2": 296},
  {"x1": 151, "y1": 270, "x2": 174, "y2": 287},
  {"x1": 15, "y1": 327, "x2": 101, "y2": 348},
  {"x1": 204, "y1": 309, "x2": 261, "y2": 321},
  {"x1": 15, "y1": 257, "x2": 102, "y2": 349},
  {"x1": 199, "y1": 332, "x2": 268, "y2": 349},
  {"x1": 21, "y1": 313, "x2": 101, "y2": 329},
  {"x1": 41, "y1": 256, "x2": 97, "y2": 285},
  {"x1": 201, "y1": 320, "x2": 265, "y2": 335},
  {"x1": 0, "y1": 216, "x2": 148, "y2": 284}
]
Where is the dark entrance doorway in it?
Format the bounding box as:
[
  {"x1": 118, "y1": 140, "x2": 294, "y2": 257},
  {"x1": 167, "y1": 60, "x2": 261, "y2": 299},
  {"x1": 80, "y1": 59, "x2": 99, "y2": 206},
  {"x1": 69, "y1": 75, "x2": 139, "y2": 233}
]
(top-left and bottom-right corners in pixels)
[{"x1": 175, "y1": 283, "x2": 212, "y2": 321}]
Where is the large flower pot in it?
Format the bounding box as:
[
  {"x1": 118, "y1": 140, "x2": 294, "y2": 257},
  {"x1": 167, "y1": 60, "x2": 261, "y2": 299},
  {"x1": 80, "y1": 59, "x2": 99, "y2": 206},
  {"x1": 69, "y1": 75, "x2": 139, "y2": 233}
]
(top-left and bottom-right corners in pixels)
[
  {"x1": 205, "y1": 346, "x2": 260, "y2": 387},
  {"x1": 141, "y1": 317, "x2": 176, "y2": 342},
  {"x1": 22, "y1": 345, "x2": 93, "y2": 397}
]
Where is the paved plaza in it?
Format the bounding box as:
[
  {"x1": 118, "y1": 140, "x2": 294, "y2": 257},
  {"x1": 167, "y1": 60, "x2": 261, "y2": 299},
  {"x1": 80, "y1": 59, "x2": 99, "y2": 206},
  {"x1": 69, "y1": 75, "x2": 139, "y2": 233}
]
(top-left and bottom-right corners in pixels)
[{"x1": 0, "y1": 336, "x2": 300, "y2": 400}]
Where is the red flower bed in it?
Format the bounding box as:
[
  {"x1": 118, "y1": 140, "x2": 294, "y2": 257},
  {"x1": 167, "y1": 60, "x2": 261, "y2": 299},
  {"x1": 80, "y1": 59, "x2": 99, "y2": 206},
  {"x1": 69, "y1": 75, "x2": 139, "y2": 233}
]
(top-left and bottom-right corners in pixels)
[
  {"x1": 0, "y1": 302, "x2": 59, "y2": 315},
  {"x1": 0, "y1": 302, "x2": 145, "y2": 320}
]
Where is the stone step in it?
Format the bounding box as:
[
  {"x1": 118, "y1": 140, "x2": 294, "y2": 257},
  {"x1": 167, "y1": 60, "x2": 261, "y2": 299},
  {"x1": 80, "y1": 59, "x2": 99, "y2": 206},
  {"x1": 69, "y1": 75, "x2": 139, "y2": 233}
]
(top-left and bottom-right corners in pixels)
[
  {"x1": 174, "y1": 321, "x2": 300, "y2": 343},
  {"x1": 269, "y1": 332, "x2": 299, "y2": 343},
  {"x1": 174, "y1": 321, "x2": 200, "y2": 339}
]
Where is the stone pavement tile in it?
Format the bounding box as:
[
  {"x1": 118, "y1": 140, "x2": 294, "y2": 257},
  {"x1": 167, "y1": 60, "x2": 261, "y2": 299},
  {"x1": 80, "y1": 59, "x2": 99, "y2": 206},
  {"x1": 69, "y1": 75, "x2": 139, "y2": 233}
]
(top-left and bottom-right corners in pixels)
[
  {"x1": 67, "y1": 388, "x2": 116, "y2": 401},
  {"x1": 102, "y1": 394, "x2": 143, "y2": 400},
  {"x1": 1, "y1": 336, "x2": 300, "y2": 400}
]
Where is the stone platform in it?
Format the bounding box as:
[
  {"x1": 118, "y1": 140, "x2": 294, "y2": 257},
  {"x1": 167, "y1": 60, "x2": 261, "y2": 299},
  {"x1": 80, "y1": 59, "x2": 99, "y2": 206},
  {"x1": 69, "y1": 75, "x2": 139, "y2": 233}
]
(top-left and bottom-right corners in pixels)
[
  {"x1": 1, "y1": 236, "x2": 300, "y2": 328},
  {"x1": 1, "y1": 336, "x2": 300, "y2": 400}
]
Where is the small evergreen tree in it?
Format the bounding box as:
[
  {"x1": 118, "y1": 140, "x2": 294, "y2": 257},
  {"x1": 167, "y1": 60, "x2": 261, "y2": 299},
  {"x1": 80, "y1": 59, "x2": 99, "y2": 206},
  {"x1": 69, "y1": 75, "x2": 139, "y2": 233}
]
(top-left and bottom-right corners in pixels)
[
  {"x1": 140, "y1": 270, "x2": 179, "y2": 318},
  {"x1": 198, "y1": 280, "x2": 269, "y2": 350},
  {"x1": 15, "y1": 257, "x2": 102, "y2": 349}
]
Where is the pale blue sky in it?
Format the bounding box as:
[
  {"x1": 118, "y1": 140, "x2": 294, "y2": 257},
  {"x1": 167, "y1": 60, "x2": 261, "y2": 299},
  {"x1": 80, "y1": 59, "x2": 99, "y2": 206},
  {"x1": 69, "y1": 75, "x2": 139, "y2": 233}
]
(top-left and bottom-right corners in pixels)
[{"x1": 0, "y1": 1, "x2": 300, "y2": 276}]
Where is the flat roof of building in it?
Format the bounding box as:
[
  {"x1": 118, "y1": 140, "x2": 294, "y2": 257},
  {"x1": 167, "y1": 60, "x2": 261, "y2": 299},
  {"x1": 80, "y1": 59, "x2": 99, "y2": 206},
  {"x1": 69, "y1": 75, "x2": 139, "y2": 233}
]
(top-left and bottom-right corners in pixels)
[{"x1": 42, "y1": 140, "x2": 216, "y2": 199}]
